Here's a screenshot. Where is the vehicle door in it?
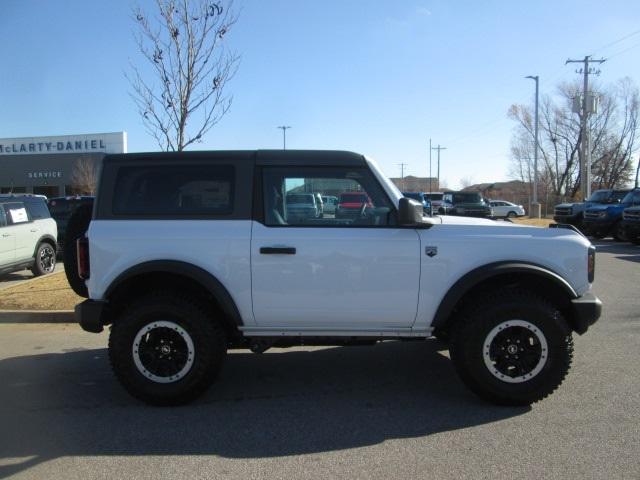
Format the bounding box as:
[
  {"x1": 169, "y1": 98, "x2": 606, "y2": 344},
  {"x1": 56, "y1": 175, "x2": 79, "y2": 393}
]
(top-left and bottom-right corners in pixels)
[
  {"x1": 251, "y1": 164, "x2": 421, "y2": 330},
  {"x1": 0, "y1": 205, "x2": 16, "y2": 266},
  {"x1": 3, "y1": 202, "x2": 35, "y2": 262}
]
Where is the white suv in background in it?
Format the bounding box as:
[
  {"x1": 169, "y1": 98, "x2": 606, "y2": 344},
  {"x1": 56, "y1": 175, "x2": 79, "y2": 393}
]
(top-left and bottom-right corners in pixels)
[
  {"x1": 489, "y1": 200, "x2": 526, "y2": 218},
  {"x1": 0, "y1": 195, "x2": 58, "y2": 277}
]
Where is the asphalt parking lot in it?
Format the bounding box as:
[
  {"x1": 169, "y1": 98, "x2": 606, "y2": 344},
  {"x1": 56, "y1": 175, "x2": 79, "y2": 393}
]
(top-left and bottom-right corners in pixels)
[{"x1": 0, "y1": 240, "x2": 638, "y2": 480}]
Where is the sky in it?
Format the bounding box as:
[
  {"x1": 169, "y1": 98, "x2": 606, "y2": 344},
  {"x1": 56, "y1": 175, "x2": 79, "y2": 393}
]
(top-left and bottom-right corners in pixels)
[{"x1": 1, "y1": 0, "x2": 640, "y2": 189}]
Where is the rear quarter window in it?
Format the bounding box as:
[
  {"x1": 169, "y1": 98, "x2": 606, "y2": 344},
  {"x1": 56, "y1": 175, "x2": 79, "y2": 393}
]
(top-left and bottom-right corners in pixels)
[
  {"x1": 24, "y1": 198, "x2": 52, "y2": 220},
  {"x1": 112, "y1": 165, "x2": 235, "y2": 216}
]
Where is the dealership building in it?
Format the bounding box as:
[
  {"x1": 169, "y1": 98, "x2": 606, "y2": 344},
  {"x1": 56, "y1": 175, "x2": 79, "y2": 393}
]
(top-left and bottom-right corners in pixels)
[{"x1": 0, "y1": 132, "x2": 127, "y2": 197}]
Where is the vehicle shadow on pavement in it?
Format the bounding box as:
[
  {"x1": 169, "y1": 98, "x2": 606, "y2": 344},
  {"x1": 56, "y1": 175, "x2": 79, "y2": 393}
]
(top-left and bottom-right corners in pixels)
[
  {"x1": 0, "y1": 340, "x2": 529, "y2": 477},
  {"x1": 592, "y1": 240, "x2": 640, "y2": 263}
]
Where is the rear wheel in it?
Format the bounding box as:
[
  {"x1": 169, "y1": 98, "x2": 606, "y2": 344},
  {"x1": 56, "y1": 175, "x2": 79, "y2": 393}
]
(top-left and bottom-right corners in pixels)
[
  {"x1": 31, "y1": 243, "x2": 56, "y2": 276},
  {"x1": 450, "y1": 290, "x2": 573, "y2": 405},
  {"x1": 108, "y1": 292, "x2": 226, "y2": 405}
]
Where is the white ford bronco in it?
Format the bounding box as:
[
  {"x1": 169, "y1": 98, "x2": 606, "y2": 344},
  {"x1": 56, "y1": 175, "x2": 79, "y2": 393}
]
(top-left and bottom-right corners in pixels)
[{"x1": 73, "y1": 150, "x2": 601, "y2": 406}]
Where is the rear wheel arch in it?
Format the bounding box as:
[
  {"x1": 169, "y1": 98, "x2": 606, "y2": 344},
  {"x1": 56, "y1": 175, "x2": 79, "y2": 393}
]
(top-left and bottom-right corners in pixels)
[
  {"x1": 104, "y1": 261, "x2": 244, "y2": 338},
  {"x1": 432, "y1": 262, "x2": 579, "y2": 334}
]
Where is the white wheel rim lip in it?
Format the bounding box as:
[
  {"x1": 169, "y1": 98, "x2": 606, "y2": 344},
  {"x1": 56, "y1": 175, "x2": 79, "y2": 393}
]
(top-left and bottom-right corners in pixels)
[
  {"x1": 482, "y1": 319, "x2": 548, "y2": 384},
  {"x1": 132, "y1": 320, "x2": 195, "y2": 384}
]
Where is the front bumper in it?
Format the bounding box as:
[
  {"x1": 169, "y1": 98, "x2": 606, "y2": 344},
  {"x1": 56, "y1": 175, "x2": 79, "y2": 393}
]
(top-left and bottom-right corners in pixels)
[
  {"x1": 553, "y1": 215, "x2": 580, "y2": 226},
  {"x1": 75, "y1": 299, "x2": 108, "y2": 333},
  {"x1": 570, "y1": 292, "x2": 602, "y2": 335},
  {"x1": 623, "y1": 222, "x2": 640, "y2": 239},
  {"x1": 582, "y1": 219, "x2": 616, "y2": 235}
]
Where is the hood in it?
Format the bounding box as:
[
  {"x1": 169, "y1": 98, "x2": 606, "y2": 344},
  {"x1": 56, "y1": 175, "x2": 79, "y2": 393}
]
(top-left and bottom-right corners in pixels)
[{"x1": 435, "y1": 215, "x2": 529, "y2": 227}]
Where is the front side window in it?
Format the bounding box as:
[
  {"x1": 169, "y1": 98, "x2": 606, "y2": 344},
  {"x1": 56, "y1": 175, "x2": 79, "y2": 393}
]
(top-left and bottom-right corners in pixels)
[
  {"x1": 263, "y1": 167, "x2": 395, "y2": 227},
  {"x1": 113, "y1": 165, "x2": 234, "y2": 216}
]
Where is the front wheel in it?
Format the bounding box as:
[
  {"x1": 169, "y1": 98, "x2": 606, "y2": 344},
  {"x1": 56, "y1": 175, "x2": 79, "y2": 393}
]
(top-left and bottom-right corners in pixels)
[
  {"x1": 32, "y1": 243, "x2": 56, "y2": 276},
  {"x1": 108, "y1": 292, "x2": 226, "y2": 405},
  {"x1": 449, "y1": 291, "x2": 573, "y2": 406},
  {"x1": 507, "y1": 211, "x2": 517, "y2": 218},
  {"x1": 612, "y1": 221, "x2": 628, "y2": 242}
]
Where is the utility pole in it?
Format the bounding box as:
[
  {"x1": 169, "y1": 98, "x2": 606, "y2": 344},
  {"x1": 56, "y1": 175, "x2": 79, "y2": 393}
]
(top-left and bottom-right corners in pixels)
[
  {"x1": 526, "y1": 75, "x2": 541, "y2": 218},
  {"x1": 277, "y1": 126, "x2": 291, "y2": 150},
  {"x1": 429, "y1": 138, "x2": 432, "y2": 193},
  {"x1": 431, "y1": 144, "x2": 446, "y2": 190},
  {"x1": 398, "y1": 163, "x2": 408, "y2": 191},
  {"x1": 565, "y1": 56, "x2": 605, "y2": 200}
]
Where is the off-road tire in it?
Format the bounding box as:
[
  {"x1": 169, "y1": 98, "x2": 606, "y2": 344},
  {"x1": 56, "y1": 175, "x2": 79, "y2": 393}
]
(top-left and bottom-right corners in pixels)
[
  {"x1": 612, "y1": 221, "x2": 628, "y2": 242},
  {"x1": 109, "y1": 292, "x2": 227, "y2": 406},
  {"x1": 63, "y1": 204, "x2": 93, "y2": 297},
  {"x1": 449, "y1": 290, "x2": 573, "y2": 406},
  {"x1": 31, "y1": 242, "x2": 56, "y2": 276}
]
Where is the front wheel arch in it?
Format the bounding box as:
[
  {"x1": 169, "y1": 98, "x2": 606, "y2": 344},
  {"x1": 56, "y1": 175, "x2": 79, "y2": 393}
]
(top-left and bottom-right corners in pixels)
[{"x1": 432, "y1": 263, "x2": 579, "y2": 333}]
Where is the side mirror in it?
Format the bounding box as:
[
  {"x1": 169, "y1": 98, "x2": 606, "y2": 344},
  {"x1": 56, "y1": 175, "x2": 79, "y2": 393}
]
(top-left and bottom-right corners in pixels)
[{"x1": 398, "y1": 197, "x2": 426, "y2": 226}]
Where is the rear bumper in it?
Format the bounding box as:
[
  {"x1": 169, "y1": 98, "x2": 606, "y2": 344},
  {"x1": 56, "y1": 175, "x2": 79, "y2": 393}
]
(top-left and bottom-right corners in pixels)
[
  {"x1": 570, "y1": 292, "x2": 602, "y2": 335},
  {"x1": 75, "y1": 299, "x2": 107, "y2": 333}
]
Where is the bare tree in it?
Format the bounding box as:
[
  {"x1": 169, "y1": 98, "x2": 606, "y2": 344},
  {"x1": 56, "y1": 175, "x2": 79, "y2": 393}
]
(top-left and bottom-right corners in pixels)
[
  {"x1": 128, "y1": 0, "x2": 240, "y2": 151},
  {"x1": 71, "y1": 157, "x2": 99, "y2": 194},
  {"x1": 508, "y1": 78, "x2": 639, "y2": 199}
]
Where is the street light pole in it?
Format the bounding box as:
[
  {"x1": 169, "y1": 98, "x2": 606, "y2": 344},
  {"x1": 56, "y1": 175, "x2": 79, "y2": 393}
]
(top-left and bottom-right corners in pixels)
[
  {"x1": 526, "y1": 75, "x2": 540, "y2": 218},
  {"x1": 277, "y1": 126, "x2": 291, "y2": 150}
]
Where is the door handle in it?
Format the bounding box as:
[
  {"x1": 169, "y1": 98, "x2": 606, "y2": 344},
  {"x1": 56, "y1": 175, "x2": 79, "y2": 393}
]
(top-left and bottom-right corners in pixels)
[
  {"x1": 260, "y1": 247, "x2": 296, "y2": 255},
  {"x1": 30, "y1": 229, "x2": 38, "y2": 232},
  {"x1": 2, "y1": 234, "x2": 9, "y2": 237}
]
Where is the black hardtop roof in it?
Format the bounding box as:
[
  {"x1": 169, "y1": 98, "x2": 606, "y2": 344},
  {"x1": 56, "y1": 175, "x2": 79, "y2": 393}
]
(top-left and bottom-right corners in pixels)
[{"x1": 103, "y1": 150, "x2": 367, "y2": 167}]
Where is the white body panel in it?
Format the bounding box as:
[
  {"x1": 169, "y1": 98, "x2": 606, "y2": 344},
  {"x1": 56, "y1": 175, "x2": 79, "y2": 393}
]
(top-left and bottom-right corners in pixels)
[
  {"x1": 86, "y1": 220, "x2": 255, "y2": 325},
  {"x1": 0, "y1": 228, "x2": 15, "y2": 264},
  {"x1": 250, "y1": 222, "x2": 421, "y2": 329},
  {"x1": 413, "y1": 221, "x2": 592, "y2": 331}
]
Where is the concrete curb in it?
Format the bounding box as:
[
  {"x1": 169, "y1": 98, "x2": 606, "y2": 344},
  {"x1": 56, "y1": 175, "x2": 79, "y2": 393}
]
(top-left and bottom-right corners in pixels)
[{"x1": 0, "y1": 310, "x2": 74, "y2": 324}]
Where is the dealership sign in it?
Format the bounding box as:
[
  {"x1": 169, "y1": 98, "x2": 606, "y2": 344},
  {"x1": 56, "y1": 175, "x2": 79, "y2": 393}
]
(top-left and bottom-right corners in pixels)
[{"x1": 0, "y1": 132, "x2": 127, "y2": 156}]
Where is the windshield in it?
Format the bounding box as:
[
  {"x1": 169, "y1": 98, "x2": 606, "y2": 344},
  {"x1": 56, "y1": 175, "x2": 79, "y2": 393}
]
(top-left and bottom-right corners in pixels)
[
  {"x1": 286, "y1": 194, "x2": 313, "y2": 204},
  {"x1": 446, "y1": 192, "x2": 484, "y2": 204},
  {"x1": 586, "y1": 191, "x2": 610, "y2": 203},
  {"x1": 403, "y1": 192, "x2": 422, "y2": 201},
  {"x1": 622, "y1": 190, "x2": 640, "y2": 205},
  {"x1": 424, "y1": 193, "x2": 443, "y2": 201},
  {"x1": 340, "y1": 193, "x2": 368, "y2": 203}
]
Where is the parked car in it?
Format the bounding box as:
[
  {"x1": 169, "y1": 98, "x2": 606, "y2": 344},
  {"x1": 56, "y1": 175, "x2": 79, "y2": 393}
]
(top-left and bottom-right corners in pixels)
[
  {"x1": 442, "y1": 191, "x2": 493, "y2": 218},
  {"x1": 321, "y1": 195, "x2": 338, "y2": 214},
  {"x1": 622, "y1": 206, "x2": 640, "y2": 245},
  {"x1": 286, "y1": 193, "x2": 320, "y2": 221},
  {"x1": 489, "y1": 200, "x2": 526, "y2": 218},
  {"x1": 582, "y1": 188, "x2": 640, "y2": 241},
  {"x1": 47, "y1": 196, "x2": 94, "y2": 250},
  {"x1": 74, "y1": 149, "x2": 601, "y2": 407},
  {"x1": 424, "y1": 192, "x2": 446, "y2": 211},
  {"x1": 402, "y1": 192, "x2": 431, "y2": 214},
  {"x1": 553, "y1": 189, "x2": 630, "y2": 230},
  {"x1": 0, "y1": 194, "x2": 57, "y2": 277},
  {"x1": 336, "y1": 192, "x2": 373, "y2": 219}
]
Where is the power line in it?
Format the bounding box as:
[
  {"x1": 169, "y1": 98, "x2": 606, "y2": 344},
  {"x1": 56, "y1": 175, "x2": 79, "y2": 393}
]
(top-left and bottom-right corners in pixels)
[
  {"x1": 591, "y1": 28, "x2": 640, "y2": 56},
  {"x1": 606, "y1": 40, "x2": 640, "y2": 61}
]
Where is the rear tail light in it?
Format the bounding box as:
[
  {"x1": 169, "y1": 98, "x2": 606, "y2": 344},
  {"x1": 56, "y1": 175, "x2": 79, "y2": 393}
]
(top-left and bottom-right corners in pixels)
[
  {"x1": 77, "y1": 237, "x2": 90, "y2": 280},
  {"x1": 587, "y1": 245, "x2": 596, "y2": 283}
]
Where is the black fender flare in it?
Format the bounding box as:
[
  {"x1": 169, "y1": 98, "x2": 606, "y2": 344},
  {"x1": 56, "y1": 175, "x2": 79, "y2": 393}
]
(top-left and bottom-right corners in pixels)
[
  {"x1": 431, "y1": 261, "x2": 578, "y2": 329},
  {"x1": 105, "y1": 260, "x2": 244, "y2": 326},
  {"x1": 33, "y1": 235, "x2": 58, "y2": 256}
]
